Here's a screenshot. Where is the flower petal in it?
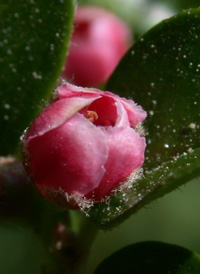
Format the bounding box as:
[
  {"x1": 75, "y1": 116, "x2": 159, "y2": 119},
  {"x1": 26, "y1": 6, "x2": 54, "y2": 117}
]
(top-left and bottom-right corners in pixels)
[
  {"x1": 27, "y1": 96, "x2": 100, "y2": 138},
  {"x1": 26, "y1": 113, "x2": 108, "y2": 196},
  {"x1": 87, "y1": 95, "x2": 118, "y2": 126},
  {"x1": 104, "y1": 91, "x2": 147, "y2": 126},
  {"x1": 86, "y1": 126, "x2": 146, "y2": 199},
  {"x1": 57, "y1": 84, "x2": 146, "y2": 127},
  {"x1": 115, "y1": 101, "x2": 130, "y2": 127},
  {"x1": 57, "y1": 82, "x2": 103, "y2": 99},
  {"x1": 119, "y1": 98, "x2": 147, "y2": 126}
]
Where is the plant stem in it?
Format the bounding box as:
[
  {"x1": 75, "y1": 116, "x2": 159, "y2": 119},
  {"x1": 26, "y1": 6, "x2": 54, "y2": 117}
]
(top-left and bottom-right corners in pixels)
[
  {"x1": 75, "y1": 214, "x2": 99, "y2": 274},
  {"x1": 52, "y1": 211, "x2": 99, "y2": 274}
]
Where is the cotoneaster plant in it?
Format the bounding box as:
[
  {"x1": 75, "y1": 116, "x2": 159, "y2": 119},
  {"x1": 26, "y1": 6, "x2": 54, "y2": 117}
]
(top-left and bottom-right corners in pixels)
[
  {"x1": 1, "y1": 1, "x2": 200, "y2": 273},
  {"x1": 22, "y1": 82, "x2": 146, "y2": 209}
]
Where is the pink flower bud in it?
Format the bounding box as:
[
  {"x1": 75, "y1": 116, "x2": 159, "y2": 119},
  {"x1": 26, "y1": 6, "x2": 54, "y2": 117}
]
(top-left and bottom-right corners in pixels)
[
  {"x1": 22, "y1": 83, "x2": 146, "y2": 209},
  {"x1": 62, "y1": 6, "x2": 132, "y2": 87}
]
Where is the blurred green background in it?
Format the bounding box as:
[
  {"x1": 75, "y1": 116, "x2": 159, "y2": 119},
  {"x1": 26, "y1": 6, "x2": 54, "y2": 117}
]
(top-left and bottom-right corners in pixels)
[
  {"x1": 87, "y1": 178, "x2": 200, "y2": 273},
  {"x1": 0, "y1": 178, "x2": 200, "y2": 273}
]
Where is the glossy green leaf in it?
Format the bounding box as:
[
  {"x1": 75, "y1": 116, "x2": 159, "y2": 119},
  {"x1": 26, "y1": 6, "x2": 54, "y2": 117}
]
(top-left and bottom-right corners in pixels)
[
  {"x1": 95, "y1": 241, "x2": 200, "y2": 274},
  {"x1": 88, "y1": 8, "x2": 200, "y2": 228},
  {"x1": 0, "y1": 0, "x2": 75, "y2": 155}
]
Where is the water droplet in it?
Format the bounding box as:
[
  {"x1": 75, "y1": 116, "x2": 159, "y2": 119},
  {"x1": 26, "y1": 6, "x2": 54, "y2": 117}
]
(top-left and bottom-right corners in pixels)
[
  {"x1": 32, "y1": 71, "x2": 42, "y2": 79},
  {"x1": 164, "y1": 144, "x2": 169, "y2": 148},
  {"x1": 149, "y1": 110, "x2": 154, "y2": 116},
  {"x1": 188, "y1": 123, "x2": 196, "y2": 129},
  {"x1": 50, "y1": 44, "x2": 55, "y2": 51},
  {"x1": 4, "y1": 104, "x2": 10, "y2": 109},
  {"x1": 7, "y1": 49, "x2": 12, "y2": 55},
  {"x1": 130, "y1": 50, "x2": 135, "y2": 56},
  {"x1": 150, "y1": 82, "x2": 155, "y2": 88},
  {"x1": 152, "y1": 100, "x2": 157, "y2": 105},
  {"x1": 187, "y1": 148, "x2": 194, "y2": 154},
  {"x1": 4, "y1": 115, "x2": 9, "y2": 120}
]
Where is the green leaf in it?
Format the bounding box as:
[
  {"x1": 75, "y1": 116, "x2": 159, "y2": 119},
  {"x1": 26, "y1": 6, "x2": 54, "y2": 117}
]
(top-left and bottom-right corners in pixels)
[
  {"x1": 0, "y1": 0, "x2": 75, "y2": 155},
  {"x1": 150, "y1": 0, "x2": 200, "y2": 11},
  {"x1": 94, "y1": 241, "x2": 200, "y2": 274},
  {"x1": 88, "y1": 8, "x2": 200, "y2": 228}
]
